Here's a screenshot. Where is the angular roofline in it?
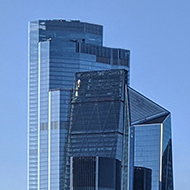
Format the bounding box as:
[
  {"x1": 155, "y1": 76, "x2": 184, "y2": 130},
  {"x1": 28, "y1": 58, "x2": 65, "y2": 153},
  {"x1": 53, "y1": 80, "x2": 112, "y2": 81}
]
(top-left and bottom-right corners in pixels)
[
  {"x1": 128, "y1": 86, "x2": 170, "y2": 113},
  {"x1": 128, "y1": 86, "x2": 170, "y2": 125}
]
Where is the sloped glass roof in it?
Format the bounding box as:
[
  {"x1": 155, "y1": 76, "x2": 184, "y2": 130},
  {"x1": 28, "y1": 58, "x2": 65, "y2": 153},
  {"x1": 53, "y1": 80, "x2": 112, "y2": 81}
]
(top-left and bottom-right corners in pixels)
[{"x1": 128, "y1": 87, "x2": 169, "y2": 125}]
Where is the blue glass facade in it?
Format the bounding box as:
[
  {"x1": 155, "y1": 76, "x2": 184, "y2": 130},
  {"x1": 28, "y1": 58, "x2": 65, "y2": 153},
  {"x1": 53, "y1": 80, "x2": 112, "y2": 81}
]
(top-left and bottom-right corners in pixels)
[
  {"x1": 28, "y1": 20, "x2": 130, "y2": 190},
  {"x1": 129, "y1": 88, "x2": 174, "y2": 190},
  {"x1": 28, "y1": 19, "x2": 174, "y2": 190},
  {"x1": 68, "y1": 70, "x2": 131, "y2": 190}
]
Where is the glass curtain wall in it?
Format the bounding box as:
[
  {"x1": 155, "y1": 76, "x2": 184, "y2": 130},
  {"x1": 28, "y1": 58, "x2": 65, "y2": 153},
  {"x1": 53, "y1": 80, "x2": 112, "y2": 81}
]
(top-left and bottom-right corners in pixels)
[
  {"x1": 28, "y1": 21, "x2": 39, "y2": 190},
  {"x1": 28, "y1": 20, "x2": 130, "y2": 190}
]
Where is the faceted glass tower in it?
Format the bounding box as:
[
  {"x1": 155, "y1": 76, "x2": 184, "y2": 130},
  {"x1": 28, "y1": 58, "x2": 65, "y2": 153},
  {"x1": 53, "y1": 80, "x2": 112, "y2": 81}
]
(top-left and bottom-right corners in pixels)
[
  {"x1": 28, "y1": 20, "x2": 130, "y2": 190},
  {"x1": 129, "y1": 88, "x2": 174, "y2": 190}
]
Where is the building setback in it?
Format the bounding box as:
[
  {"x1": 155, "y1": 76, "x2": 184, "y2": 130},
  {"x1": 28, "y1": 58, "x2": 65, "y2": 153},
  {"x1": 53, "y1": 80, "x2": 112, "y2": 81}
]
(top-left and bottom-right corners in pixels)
[{"x1": 28, "y1": 19, "x2": 174, "y2": 190}]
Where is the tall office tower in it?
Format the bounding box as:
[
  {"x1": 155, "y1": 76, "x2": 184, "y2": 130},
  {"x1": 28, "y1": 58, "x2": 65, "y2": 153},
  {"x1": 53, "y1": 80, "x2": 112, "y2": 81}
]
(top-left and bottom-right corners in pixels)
[
  {"x1": 68, "y1": 70, "x2": 133, "y2": 190},
  {"x1": 28, "y1": 20, "x2": 130, "y2": 190},
  {"x1": 129, "y1": 88, "x2": 174, "y2": 190}
]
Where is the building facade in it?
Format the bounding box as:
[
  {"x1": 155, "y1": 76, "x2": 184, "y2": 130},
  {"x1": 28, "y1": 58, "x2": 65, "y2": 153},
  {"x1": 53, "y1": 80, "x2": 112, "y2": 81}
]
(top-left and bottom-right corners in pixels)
[
  {"x1": 129, "y1": 88, "x2": 174, "y2": 190},
  {"x1": 28, "y1": 20, "x2": 130, "y2": 190},
  {"x1": 28, "y1": 19, "x2": 174, "y2": 190},
  {"x1": 68, "y1": 70, "x2": 132, "y2": 190}
]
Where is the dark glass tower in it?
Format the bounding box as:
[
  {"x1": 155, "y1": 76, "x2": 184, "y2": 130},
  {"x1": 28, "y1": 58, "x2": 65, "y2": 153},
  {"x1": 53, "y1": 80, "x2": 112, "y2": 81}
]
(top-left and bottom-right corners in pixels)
[
  {"x1": 28, "y1": 20, "x2": 130, "y2": 190},
  {"x1": 68, "y1": 70, "x2": 131, "y2": 190}
]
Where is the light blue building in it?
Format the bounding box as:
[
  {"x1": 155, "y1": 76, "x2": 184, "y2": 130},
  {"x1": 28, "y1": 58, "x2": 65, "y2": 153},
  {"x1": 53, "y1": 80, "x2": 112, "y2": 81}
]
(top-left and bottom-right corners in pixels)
[
  {"x1": 28, "y1": 20, "x2": 130, "y2": 190},
  {"x1": 129, "y1": 88, "x2": 174, "y2": 190}
]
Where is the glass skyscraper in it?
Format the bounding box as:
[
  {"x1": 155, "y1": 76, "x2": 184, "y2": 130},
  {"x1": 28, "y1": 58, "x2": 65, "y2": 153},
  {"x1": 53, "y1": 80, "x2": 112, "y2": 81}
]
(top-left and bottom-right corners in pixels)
[
  {"x1": 129, "y1": 88, "x2": 174, "y2": 190},
  {"x1": 28, "y1": 19, "x2": 173, "y2": 190},
  {"x1": 28, "y1": 20, "x2": 130, "y2": 190},
  {"x1": 69, "y1": 70, "x2": 132, "y2": 190}
]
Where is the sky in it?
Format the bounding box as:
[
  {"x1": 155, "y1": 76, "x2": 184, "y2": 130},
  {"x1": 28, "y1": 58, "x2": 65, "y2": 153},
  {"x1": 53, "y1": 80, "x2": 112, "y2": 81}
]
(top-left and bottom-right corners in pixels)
[{"x1": 0, "y1": 0, "x2": 190, "y2": 189}]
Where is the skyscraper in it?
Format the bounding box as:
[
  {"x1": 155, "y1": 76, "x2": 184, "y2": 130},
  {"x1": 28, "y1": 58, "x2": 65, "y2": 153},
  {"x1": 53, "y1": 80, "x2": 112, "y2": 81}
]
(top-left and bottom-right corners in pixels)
[
  {"x1": 28, "y1": 19, "x2": 174, "y2": 190},
  {"x1": 129, "y1": 88, "x2": 174, "y2": 190},
  {"x1": 67, "y1": 73, "x2": 174, "y2": 190},
  {"x1": 69, "y1": 69, "x2": 132, "y2": 190},
  {"x1": 28, "y1": 20, "x2": 130, "y2": 190}
]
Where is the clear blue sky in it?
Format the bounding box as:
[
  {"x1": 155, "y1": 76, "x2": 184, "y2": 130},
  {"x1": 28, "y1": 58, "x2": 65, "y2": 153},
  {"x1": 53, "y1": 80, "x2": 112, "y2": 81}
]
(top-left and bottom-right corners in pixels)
[{"x1": 0, "y1": 0, "x2": 189, "y2": 189}]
